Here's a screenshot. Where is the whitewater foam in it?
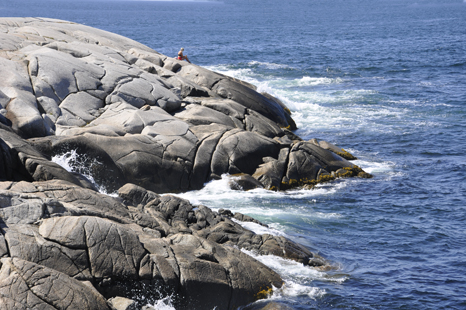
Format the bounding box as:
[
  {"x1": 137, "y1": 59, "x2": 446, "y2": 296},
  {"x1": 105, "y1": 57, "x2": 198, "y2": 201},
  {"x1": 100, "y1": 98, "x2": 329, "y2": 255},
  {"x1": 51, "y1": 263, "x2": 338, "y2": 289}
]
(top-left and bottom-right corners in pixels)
[
  {"x1": 52, "y1": 150, "x2": 116, "y2": 196},
  {"x1": 241, "y1": 249, "x2": 348, "y2": 300},
  {"x1": 231, "y1": 218, "x2": 287, "y2": 237},
  {"x1": 145, "y1": 296, "x2": 176, "y2": 310},
  {"x1": 207, "y1": 62, "x2": 415, "y2": 144}
]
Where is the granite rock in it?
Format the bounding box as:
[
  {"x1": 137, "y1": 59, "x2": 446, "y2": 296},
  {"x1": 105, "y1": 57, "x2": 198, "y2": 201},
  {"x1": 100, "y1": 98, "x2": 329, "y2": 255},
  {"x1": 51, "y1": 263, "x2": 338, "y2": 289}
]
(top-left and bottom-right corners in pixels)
[{"x1": 0, "y1": 17, "x2": 370, "y2": 310}]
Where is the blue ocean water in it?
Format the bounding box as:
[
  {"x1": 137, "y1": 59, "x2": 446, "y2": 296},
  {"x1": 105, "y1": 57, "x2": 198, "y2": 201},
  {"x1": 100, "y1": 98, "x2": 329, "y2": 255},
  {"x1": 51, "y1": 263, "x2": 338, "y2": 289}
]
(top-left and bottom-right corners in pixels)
[{"x1": 2, "y1": 0, "x2": 466, "y2": 309}]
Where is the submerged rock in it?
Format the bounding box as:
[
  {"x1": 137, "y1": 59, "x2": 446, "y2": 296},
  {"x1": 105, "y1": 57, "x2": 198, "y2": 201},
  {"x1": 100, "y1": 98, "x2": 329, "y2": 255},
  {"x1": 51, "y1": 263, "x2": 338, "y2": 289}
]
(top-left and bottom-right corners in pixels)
[
  {"x1": 0, "y1": 17, "x2": 370, "y2": 309},
  {"x1": 243, "y1": 301, "x2": 296, "y2": 310}
]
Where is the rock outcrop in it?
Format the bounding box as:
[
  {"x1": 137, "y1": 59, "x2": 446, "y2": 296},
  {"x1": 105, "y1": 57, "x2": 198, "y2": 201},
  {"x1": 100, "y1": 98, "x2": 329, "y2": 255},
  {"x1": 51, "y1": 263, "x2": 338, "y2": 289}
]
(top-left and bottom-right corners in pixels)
[
  {"x1": 0, "y1": 17, "x2": 368, "y2": 194},
  {"x1": 0, "y1": 18, "x2": 371, "y2": 309}
]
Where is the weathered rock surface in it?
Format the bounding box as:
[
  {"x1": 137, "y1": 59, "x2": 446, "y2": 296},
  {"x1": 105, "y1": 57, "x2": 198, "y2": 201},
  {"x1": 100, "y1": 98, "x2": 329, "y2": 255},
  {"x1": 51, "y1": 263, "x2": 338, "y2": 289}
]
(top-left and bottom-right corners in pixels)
[
  {"x1": 0, "y1": 17, "x2": 372, "y2": 309},
  {"x1": 0, "y1": 17, "x2": 368, "y2": 193},
  {"x1": 0, "y1": 257, "x2": 110, "y2": 310},
  {"x1": 0, "y1": 180, "x2": 294, "y2": 310}
]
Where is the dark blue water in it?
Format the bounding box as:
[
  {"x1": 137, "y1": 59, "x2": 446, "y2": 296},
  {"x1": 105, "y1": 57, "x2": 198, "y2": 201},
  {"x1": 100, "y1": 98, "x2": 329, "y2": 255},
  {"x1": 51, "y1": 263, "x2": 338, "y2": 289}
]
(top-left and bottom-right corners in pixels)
[{"x1": 3, "y1": 0, "x2": 466, "y2": 309}]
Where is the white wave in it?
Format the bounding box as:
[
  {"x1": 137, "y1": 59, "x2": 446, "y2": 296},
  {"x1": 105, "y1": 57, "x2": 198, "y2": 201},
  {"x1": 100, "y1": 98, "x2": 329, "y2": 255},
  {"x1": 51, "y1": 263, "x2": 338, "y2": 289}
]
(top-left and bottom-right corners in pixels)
[
  {"x1": 207, "y1": 64, "x2": 344, "y2": 94},
  {"x1": 144, "y1": 295, "x2": 176, "y2": 310},
  {"x1": 231, "y1": 218, "x2": 287, "y2": 237},
  {"x1": 173, "y1": 174, "x2": 363, "y2": 229},
  {"x1": 206, "y1": 62, "x2": 410, "y2": 141},
  {"x1": 352, "y1": 159, "x2": 395, "y2": 175},
  {"x1": 247, "y1": 60, "x2": 292, "y2": 70},
  {"x1": 241, "y1": 249, "x2": 348, "y2": 299},
  {"x1": 52, "y1": 150, "x2": 79, "y2": 173},
  {"x1": 52, "y1": 150, "x2": 115, "y2": 196},
  {"x1": 271, "y1": 281, "x2": 327, "y2": 299},
  {"x1": 312, "y1": 211, "x2": 343, "y2": 219},
  {"x1": 174, "y1": 174, "x2": 349, "y2": 211},
  {"x1": 204, "y1": 64, "x2": 254, "y2": 81},
  {"x1": 294, "y1": 76, "x2": 343, "y2": 87},
  {"x1": 206, "y1": 62, "x2": 410, "y2": 133}
]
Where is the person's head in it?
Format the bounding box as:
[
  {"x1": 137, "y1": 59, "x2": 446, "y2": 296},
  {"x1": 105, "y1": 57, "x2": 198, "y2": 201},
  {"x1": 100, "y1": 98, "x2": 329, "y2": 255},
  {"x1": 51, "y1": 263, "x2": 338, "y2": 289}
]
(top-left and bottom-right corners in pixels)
[{"x1": 180, "y1": 48, "x2": 184, "y2": 51}]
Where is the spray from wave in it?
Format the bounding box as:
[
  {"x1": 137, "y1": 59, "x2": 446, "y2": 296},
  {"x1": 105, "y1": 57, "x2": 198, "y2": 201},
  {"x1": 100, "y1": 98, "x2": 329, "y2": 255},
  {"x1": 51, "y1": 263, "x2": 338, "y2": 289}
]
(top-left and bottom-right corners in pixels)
[{"x1": 52, "y1": 150, "x2": 115, "y2": 196}]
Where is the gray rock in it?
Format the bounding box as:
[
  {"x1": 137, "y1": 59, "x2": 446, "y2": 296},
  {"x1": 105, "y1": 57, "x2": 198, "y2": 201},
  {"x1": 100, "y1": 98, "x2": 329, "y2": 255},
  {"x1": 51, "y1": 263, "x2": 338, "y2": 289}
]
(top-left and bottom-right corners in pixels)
[
  {"x1": 177, "y1": 65, "x2": 294, "y2": 129},
  {"x1": 127, "y1": 48, "x2": 165, "y2": 67},
  {"x1": 243, "y1": 301, "x2": 296, "y2": 310},
  {"x1": 167, "y1": 233, "x2": 283, "y2": 310},
  {"x1": 58, "y1": 92, "x2": 104, "y2": 125},
  {"x1": 176, "y1": 63, "x2": 223, "y2": 88},
  {"x1": 0, "y1": 257, "x2": 110, "y2": 310},
  {"x1": 74, "y1": 133, "x2": 195, "y2": 193},
  {"x1": 212, "y1": 78, "x2": 292, "y2": 129},
  {"x1": 26, "y1": 46, "x2": 104, "y2": 102},
  {"x1": 174, "y1": 103, "x2": 239, "y2": 128},
  {"x1": 199, "y1": 97, "x2": 247, "y2": 120},
  {"x1": 39, "y1": 216, "x2": 146, "y2": 280},
  {"x1": 228, "y1": 173, "x2": 264, "y2": 191},
  {"x1": 0, "y1": 179, "x2": 132, "y2": 222},
  {"x1": 89, "y1": 103, "x2": 176, "y2": 135},
  {"x1": 5, "y1": 225, "x2": 92, "y2": 280},
  {"x1": 281, "y1": 141, "x2": 356, "y2": 189},
  {"x1": 188, "y1": 124, "x2": 229, "y2": 189},
  {"x1": 0, "y1": 177, "x2": 332, "y2": 309},
  {"x1": 0, "y1": 232, "x2": 8, "y2": 258},
  {"x1": 47, "y1": 134, "x2": 127, "y2": 193},
  {"x1": 0, "y1": 127, "x2": 84, "y2": 186},
  {"x1": 162, "y1": 58, "x2": 183, "y2": 73},
  {"x1": 0, "y1": 57, "x2": 47, "y2": 137},
  {"x1": 106, "y1": 74, "x2": 181, "y2": 111},
  {"x1": 211, "y1": 129, "x2": 281, "y2": 177},
  {"x1": 253, "y1": 147, "x2": 289, "y2": 191},
  {"x1": 181, "y1": 97, "x2": 286, "y2": 138},
  {"x1": 0, "y1": 17, "x2": 369, "y2": 195},
  {"x1": 118, "y1": 183, "x2": 161, "y2": 208},
  {"x1": 165, "y1": 75, "x2": 210, "y2": 98},
  {"x1": 108, "y1": 296, "x2": 138, "y2": 310},
  {"x1": 233, "y1": 212, "x2": 268, "y2": 227}
]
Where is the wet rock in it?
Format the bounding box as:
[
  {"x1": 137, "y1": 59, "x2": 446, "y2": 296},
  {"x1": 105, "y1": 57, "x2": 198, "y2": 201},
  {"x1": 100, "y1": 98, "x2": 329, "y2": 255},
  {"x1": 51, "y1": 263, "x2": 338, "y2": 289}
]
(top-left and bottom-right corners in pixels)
[
  {"x1": 282, "y1": 141, "x2": 357, "y2": 189},
  {"x1": 243, "y1": 301, "x2": 296, "y2": 310},
  {"x1": 228, "y1": 173, "x2": 264, "y2": 191},
  {"x1": 253, "y1": 148, "x2": 289, "y2": 191}
]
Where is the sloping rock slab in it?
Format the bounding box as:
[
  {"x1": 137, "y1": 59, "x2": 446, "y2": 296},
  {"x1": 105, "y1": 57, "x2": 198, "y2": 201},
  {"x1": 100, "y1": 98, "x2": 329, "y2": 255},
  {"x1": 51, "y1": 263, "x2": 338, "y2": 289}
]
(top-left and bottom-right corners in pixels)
[{"x1": 0, "y1": 257, "x2": 110, "y2": 310}]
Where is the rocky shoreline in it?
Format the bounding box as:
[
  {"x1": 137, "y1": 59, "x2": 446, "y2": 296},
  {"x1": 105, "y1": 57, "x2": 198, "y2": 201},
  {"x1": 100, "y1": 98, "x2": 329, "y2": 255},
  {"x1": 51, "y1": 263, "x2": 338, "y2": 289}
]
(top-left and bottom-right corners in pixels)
[{"x1": 0, "y1": 18, "x2": 370, "y2": 310}]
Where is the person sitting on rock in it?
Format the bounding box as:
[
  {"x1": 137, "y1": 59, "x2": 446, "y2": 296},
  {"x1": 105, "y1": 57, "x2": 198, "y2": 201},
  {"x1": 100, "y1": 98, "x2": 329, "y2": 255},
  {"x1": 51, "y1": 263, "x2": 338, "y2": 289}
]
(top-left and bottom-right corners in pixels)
[{"x1": 177, "y1": 47, "x2": 191, "y2": 63}]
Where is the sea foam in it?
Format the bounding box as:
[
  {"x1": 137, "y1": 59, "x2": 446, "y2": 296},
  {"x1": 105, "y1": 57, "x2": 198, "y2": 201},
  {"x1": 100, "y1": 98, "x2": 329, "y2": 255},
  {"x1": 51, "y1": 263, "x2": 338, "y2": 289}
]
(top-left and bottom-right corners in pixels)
[{"x1": 52, "y1": 150, "x2": 116, "y2": 196}]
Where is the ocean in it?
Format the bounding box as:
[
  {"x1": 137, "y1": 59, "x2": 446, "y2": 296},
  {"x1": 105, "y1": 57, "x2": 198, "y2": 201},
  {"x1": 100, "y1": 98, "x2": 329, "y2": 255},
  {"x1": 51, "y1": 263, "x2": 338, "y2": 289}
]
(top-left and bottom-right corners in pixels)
[{"x1": 2, "y1": 0, "x2": 466, "y2": 309}]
